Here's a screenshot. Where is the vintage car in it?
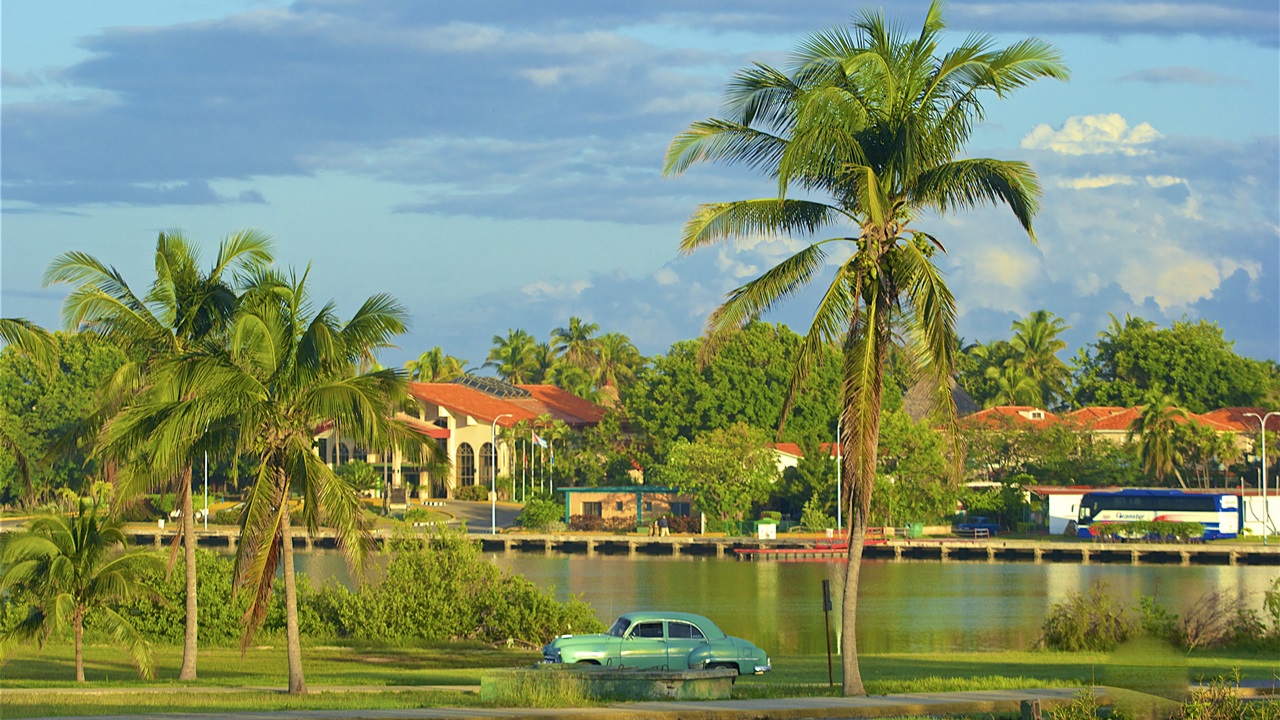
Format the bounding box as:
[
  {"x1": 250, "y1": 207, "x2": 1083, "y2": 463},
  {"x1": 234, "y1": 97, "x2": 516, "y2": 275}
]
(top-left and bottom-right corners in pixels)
[{"x1": 540, "y1": 611, "x2": 771, "y2": 675}]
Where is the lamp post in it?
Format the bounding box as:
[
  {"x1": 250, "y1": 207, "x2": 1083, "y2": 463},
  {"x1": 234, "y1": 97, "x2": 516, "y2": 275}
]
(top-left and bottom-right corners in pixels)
[
  {"x1": 1244, "y1": 411, "x2": 1278, "y2": 544},
  {"x1": 835, "y1": 418, "x2": 842, "y2": 533},
  {"x1": 491, "y1": 414, "x2": 512, "y2": 535}
]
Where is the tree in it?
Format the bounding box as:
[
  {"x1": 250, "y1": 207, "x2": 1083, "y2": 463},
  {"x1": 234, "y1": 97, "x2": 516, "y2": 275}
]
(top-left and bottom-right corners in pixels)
[
  {"x1": 663, "y1": 2, "x2": 1065, "y2": 694},
  {"x1": 45, "y1": 229, "x2": 272, "y2": 681},
  {"x1": 1, "y1": 504, "x2": 163, "y2": 681},
  {"x1": 1174, "y1": 422, "x2": 1240, "y2": 489},
  {"x1": 984, "y1": 363, "x2": 1041, "y2": 408},
  {"x1": 593, "y1": 332, "x2": 644, "y2": 392},
  {"x1": 1073, "y1": 315, "x2": 1271, "y2": 413},
  {"x1": 103, "y1": 269, "x2": 444, "y2": 694},
  {"x1": 485, "y1": 329, "x2": 536, "y2": 383},
  {"x1": 1128, "y1": 392, "x2": 1189, "y2": 488},
  {"x1": 0, "y1": 318, "x2": 57, "y2": 502},
  {"x1": 1008, "y1": 310, "x2": 1071, "y2": 409},
  {"x1": 551, "y1": 316, "x2": 600, "y2": 372},
  {"x1": 660, "y1": 423, "x2": 777, "y2": 529},
  {"x1": 404, "y1": 347, "x2": 467, "y2": 382}
]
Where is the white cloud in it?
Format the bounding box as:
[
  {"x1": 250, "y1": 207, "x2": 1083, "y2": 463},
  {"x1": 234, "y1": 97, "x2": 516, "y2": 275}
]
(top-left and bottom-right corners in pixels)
[
  {"x1": 1118, "y1": 245, "x2": 1228, "y2": 310},
  {"x1": 521, "y1": 280, "x2": 592, "y2": 298},
  {"x1": 1021, "y1": 114, "x2": 1162, "y2": 156},
  {"x1": 652, "y1": 267, "x2": 679, "y2": 285},
  {"x1": 1145, "y1": 175, "x2": 1185, "y2": 188},
  {"x1": 1059, "y1": 174, "x2": 1135, "y2": 189}
]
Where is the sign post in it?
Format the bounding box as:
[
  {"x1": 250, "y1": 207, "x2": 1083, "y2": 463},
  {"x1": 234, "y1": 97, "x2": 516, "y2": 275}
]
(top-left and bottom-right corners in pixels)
[{"x1": 821, "y1": 579, "x2": 834, "y2": 687}]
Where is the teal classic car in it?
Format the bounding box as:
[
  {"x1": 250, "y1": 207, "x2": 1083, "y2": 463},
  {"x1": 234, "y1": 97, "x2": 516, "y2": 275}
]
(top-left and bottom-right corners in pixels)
[{"x1": 540, "y1": 611, "x2": 771, "y2": 675}]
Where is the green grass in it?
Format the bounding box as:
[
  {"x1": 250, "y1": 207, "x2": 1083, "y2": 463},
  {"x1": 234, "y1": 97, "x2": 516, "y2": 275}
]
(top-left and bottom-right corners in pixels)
[{"x1": 2, "y1": 642, "x2": 1277, "y2": 717}]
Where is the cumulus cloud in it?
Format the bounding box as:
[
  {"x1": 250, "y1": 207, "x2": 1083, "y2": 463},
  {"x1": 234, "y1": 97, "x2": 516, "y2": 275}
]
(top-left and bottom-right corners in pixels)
[
  {"x1": 1059, "y1": 174, "x2": 1135, "y2": 189},
  {"x1": 521, "y1": 280, "x2": 592, "y2": 299},
  {"x1": 1119, "y1": 66, "x2": 1246, "y2": 86},
  {"x1": 1021, "y1": 114, "x2": 1162, "y2": 156}
]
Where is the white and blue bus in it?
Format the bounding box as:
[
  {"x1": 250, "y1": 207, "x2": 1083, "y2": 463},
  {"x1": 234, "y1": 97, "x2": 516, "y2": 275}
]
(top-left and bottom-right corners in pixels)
[{"x1": 1075, "y1": 489, "x2": 1239, "y2": 540}]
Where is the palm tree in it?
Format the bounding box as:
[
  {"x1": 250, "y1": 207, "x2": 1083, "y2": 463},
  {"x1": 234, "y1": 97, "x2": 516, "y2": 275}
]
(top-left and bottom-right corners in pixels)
[
  {"x1": 1129, "y1": 392, "x2": 1188, "y2": 488},
  {"x1": 594, "y1": 332, "x2": 643, "y2": 391},
  {"x1": 404, "y1": 347, "x2": 468, "y2": 383},
  {"x1": 1, "y1": 504, "x2": 163, "y2": 681},
  {"x1": 1008, "y1": 310, "x2": 1070, "y2": 408},
  {"x1": 984, "y1": 363, "x2": 1040, "y2": 408},
  {"x1": 528, "y1": 341, "x2": 560, "y2": 384},
  {"x1": 485, "y1": 329, "x2": 536, "y2": 383},
  {"x1": 103, "y1": 269, "x2": 444, "y2": 694},
  {"x1": 43, "y1": 229, "x2": 273, "y2": 681},
  {"x1": 552, "y1": 317, "x2": 600, "y2": 372},
  {"x1": 663, "y1": 2, "x2": 1065, "y2": 695},
  {"x1": 0, "y1": 319, "x2": 57, "y2": 502}
]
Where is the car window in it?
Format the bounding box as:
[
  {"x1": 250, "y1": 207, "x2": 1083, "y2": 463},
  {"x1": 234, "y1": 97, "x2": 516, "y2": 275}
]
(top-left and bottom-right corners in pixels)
[
  {"x1": 607, "y1": 618, "x2": 631, "y2": 638},
  {"x1": 630, "y1": 622, "x2": 664, "y2": 639},
  {"x1": 668, "y1": 622, "x2": 704, "y2": 640}
]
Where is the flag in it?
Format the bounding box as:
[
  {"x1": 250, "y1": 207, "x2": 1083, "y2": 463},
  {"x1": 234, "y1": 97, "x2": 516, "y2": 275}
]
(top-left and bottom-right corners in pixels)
[{"x1": 532, "y1": 431, "x2": 548, "y2": 448}]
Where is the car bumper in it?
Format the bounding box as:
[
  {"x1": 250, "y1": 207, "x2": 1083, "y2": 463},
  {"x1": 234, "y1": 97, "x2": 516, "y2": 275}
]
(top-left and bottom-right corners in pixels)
[{"x1": 753, "y1": 659, "x2": 771, "y2": 674}]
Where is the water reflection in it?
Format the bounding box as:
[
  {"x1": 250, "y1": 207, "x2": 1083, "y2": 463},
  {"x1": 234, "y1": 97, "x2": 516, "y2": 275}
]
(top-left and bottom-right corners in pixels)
[{"x1": 290, "y1": 551, "x2": 1278, "y2": 655}]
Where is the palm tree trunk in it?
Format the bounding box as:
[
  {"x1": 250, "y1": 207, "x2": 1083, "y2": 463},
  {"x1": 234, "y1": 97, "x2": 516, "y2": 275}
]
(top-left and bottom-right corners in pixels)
[
  {"x1": 74, "y1": 609, "x2": 85, "y2": 682},
  {"x1": 279, "y1": 506, "x2": 307, "y2": 694},
  {"x1": 179, "y1": 468, "x2": 199, "y2": 680},
  {"x1": 840, "y1": 512, "x2": 869, "y2": 696}
]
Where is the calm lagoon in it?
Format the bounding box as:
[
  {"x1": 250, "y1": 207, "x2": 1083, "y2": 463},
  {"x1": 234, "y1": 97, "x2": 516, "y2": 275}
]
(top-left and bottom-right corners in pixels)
[{"x1": 293, "y1": 550, "x2": 1279, "y2": 655}]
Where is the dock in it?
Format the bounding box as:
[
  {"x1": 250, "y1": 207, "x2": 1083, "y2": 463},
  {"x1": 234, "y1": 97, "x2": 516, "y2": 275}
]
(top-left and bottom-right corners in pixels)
[{"x1": 124, "y1": 527, "x2": 1280, "y2": 566}]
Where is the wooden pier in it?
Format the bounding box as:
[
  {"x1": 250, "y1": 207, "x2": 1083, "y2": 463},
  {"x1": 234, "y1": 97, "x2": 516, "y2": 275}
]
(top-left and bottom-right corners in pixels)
[{"x1": 124, "y1": 527, "x2": 1280, "y2": 566}]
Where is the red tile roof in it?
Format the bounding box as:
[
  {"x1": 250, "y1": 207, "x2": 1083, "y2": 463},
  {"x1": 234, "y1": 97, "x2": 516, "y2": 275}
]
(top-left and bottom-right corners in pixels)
[
  {"x1": 407, "y1": 382, "x2": 607, "y2": 428},
  {"x1": 1201, "y1": 407, "x2": 1280, "y2": 432},
  {"x1": 769, "y1": 442, "x2": 838, "y2": 458},
  {"x1": 960, "y1": 406, "x2": 1059, "y2": 428}
]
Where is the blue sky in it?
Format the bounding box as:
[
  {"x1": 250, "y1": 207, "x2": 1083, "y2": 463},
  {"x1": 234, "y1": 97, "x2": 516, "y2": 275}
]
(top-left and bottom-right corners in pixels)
[{"x1": 3, "y1": 0, "x2": 1277, "y2": 370}]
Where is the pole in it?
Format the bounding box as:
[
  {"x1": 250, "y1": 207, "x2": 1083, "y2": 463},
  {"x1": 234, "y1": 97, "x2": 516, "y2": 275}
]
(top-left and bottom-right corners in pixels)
[
  {"x1": 203, "y1": 450, "x2": 209, "y2": 531},
  {"x1": 836, "y1": 418, "x2": 842, "y2": 534},
  {"x1": 491, "y1": 414, "x2": 512, "y2": 534},
  {"x1": 1245, "y1": 412, "x2": 1277, "y2": 544},
  {"x1": 821, "y1": 579, "x2": 834, "y2": 687}
]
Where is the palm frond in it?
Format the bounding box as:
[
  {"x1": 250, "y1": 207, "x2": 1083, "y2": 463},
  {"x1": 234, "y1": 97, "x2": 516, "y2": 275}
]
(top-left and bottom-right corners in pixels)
[
  {"x1": 679, "y1": 199, "x2": 842, "y2": 254},
  {"x1": 913, "y1": 158, "x2": 1042, "y2": 238}
]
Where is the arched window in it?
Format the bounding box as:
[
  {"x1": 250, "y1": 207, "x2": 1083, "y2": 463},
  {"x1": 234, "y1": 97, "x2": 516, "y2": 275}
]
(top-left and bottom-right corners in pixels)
[
  {"x1": 338, "y1": 443, "x2": 350, "y2": 464},
  {"x1": 457, "y1": 443, "x2": 475, "y2": 486},
  {"x1": 479, "y1": 442, "x2": 495, "y2": 484}
]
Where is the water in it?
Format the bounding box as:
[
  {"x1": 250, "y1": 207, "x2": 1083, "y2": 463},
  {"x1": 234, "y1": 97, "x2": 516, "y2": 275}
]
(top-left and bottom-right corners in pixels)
[{"x1": 293, "y1": 551, "x2": 1279, "y2": 655}]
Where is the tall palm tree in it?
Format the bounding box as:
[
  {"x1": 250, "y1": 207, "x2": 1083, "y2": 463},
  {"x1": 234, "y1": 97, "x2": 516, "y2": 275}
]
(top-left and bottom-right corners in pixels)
[
  {"x1": 594, "y1": 332, "x2": 643, "y2": 390},
  {"x1": 43, "y1": 229, "x2": 273, "y2": 681},
  {"x1": 104, "y1": 269, "x2": 444, "y2": 694},
  {"x1": 663, "y1": 2, "x2": 1065, "y2": 695},
  {"x1": 1129, "y1": 392, "x2": 1188, "y2": 488},
  {"x1": 984, "y1": 363, "x2": 1040, "y2": 408},
  {"x1": 1, "y1": 504, "x2": 163, "y2": 681},
  {"x1": 1008, "y1": 310, "x2": 1070, "y2": 408},
  {"x1": 0, "y1": 318, "x2": 57, "y2": 502},
  {"x1": 404, "y1": 347, "x2": 468, "y2": 383},
  {"x1": 552, "y1": 317, "x2": 600, "y2": 372},
  {"x1": 484, "y1": 329, "x2": 536, "y2": 383},
  {"x1": 528, "y1": 341, "x2": 560, "y2": 384}
]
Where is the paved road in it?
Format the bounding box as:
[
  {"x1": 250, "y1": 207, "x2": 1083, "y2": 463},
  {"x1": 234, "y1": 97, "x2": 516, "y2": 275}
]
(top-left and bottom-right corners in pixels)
[{"x1": 436, "y1": 500, "x2": 522, "y2": 534}]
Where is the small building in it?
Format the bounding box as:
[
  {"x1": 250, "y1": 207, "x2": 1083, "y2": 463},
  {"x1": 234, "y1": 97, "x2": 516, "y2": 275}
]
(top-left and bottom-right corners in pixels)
[{"x1": 560, "y1": 486, "x2": 696, "y2": 526}]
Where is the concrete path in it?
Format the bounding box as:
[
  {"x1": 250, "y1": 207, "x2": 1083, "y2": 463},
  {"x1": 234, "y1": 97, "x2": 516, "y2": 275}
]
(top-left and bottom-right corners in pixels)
[{"x1": 5, "y1": 686, "x2": 1092, "y2": 720}]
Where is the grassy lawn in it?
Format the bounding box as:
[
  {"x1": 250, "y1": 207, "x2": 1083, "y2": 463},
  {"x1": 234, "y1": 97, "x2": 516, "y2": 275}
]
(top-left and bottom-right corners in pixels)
[{"x1": 2, "y1": 642, "x2": 1276, "y2": 717}]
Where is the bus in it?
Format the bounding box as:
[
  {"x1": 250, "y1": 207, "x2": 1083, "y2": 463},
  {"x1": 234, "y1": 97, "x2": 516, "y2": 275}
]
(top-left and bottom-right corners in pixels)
[{"x1": 1075, "y1": 489, "x2": 1239, "y2": 540}]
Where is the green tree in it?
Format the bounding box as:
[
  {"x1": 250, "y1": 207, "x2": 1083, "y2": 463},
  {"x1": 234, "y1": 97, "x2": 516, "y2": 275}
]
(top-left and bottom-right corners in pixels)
[
  {"x1": 1173, "y1": 421, "x2": 1240, "y2": 489},
  {"x1": 45, "y1": 229, "x2": 272, "y2": 681},
  {"x1": 659, "y1": 423, "x2": 777, "y2": 529},
  {"x1": 1129, "y1": 392, "x2": 1188, "y2": 488},
  {"x1": 551, "y1": 316, "x2": 600, "y2": 373},
  {"x1": 1, "y1": 505, "x2": 163, "y2": 681},
  {"x1": 485, "y1": 329, "x2": 536, "y2": 383},
  {"x1": 984, "y1": 363, "x2": 1040, "y2": 408},
  {"x1": 1073, "y1": 315, "x2": 1271, "y2": 413},
  {"x1": 593, "y1": 332, "x2": 644, "y2": 392},
  {"x1": 103, "y1": 270, "x2": 444, "y2": 694},
  {"x1": 662, "y1": 2, "x2": 1065, "y2": 694},
  {"x1": 873, "y1": 408, "x2": 954, "y2": 525},
  {"x1": 1008, "y1": 310, "x2": 1071, "y2": 408},
  {"x1": 404, "y1": 347, "x2": 467, "y2": 382},
  {"x1": 0, "y1": 318, "x2": 57, "y2": 502}
]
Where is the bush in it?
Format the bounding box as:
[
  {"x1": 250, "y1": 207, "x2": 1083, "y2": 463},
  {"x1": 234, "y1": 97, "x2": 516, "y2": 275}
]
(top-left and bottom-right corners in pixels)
[
  {"x1": 800, "y1": 495, "x2": 835, "y2": 532},
  {"x1": 516, "y1": 496, "x2": 563, "y2": 532},
  {"x1": 212, "y1": 507, "x2": 242, "y2": 525},
  {"x1": 114, "y1": 550, "x2": 252, "y2": 646},
  {"x1": 116, "y1": 494, "x2": 178, "y2": 522},
  {"x1": 403, "y1": 507, "x2": 442, "y2": 525},
  {"x1": 1136, "y1": 595, "x2": 1179, "y2": 644},
  {"x1": 1088, "y1": 520, "x2": 1204, "y2": 542},
  {"x1": 759, "y1": 510, "x2": 782, "y2": 522},
  {"x1": 1040, "y1": 581, "x2": 1134, "y2": 651},
  {"x1": 668, "y1": 515, "x2": 699, "y2": 534},
  {"x1": 567, "y1": 515, "x2": 634, "y2": 532},
  {"x1": 456, "y1": 485, "x2": 489, "y2": 502}
]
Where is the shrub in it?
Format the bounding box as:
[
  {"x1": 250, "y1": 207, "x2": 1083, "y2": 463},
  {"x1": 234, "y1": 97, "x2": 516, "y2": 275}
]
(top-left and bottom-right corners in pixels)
[
  {"x1": 1040, "y1": 581, "x2": 1134, "y2": 651},
  {"x1": 1136, "y1": 595, "x2": 1179, "y2": 644},
  {"x1": 1179, "y1": 591, "x2": 1265, "y2": 652},
  {"x1": 1089, "y1": 520, "x2": 1203, "y2": 542},
  {"x1": 516, "y1": 496, "x2": 563, "y2": 531},
  {"x1": 114, "y1": 550, "x2": 251, "y2": 646},
  {"x1": 567, "y1": 515, "x2": 634, "y2": 532},
  {"x1": 212, "y1": 507, "x2": 242, "y2": 525},
  {"x1": 668, "y1": 515, "x2": 699, "y2": 534},
  {"x1": 800, "y1": 495, "x2": 835, "y2": 532},
  {"x1": 403, "y1": 507, "x2": 443, "y2": 525},
  {"x1": 456, "y1": 485, "x2": 489, "y2": 502},
  {"x1": 759, "y1": 510, "x2": 782, "y2": 522},
  {"x1": 1178, "y1": 671, "x2": 1279, "y2": 720}
]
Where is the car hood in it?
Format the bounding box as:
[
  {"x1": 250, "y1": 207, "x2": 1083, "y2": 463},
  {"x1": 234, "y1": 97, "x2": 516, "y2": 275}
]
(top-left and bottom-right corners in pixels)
[{"x1": 544, "y1": 633, "x2": 612, "y2": 649}]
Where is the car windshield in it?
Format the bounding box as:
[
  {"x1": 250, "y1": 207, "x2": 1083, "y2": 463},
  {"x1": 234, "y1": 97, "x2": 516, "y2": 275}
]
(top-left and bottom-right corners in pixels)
[{"x1": 606, "y1": 618, "x2": 631, "y2": 638}]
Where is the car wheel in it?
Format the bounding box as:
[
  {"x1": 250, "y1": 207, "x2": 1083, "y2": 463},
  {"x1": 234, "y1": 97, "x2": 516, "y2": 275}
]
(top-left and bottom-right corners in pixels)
[{"x1": 708, "y1": 662, "x2": 740, "y2": 681}]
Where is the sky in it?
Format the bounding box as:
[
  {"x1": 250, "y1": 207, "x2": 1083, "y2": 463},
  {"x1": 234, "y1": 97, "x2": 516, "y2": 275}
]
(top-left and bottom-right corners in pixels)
[{"x1": 3, "y1": 0, "x2": 1278, "y2": 371}]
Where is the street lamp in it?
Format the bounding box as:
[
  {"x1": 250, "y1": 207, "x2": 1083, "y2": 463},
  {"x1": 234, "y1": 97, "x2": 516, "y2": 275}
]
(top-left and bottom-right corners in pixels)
[
  {"x1": 835, "y1": 418, "x2": 842, "y2": 534},
  {"x1": 1244, "y1": 411, "x2": 1278, "y2": 545},
  {"x1": 491, "y1": 413, "x2": 512, "y2": 535}
]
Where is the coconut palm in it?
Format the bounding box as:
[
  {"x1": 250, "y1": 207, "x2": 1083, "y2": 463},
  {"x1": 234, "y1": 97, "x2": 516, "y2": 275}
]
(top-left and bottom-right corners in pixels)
[
  {"x1": 43, "y1": 229, "x2": 273, "y2": 681},
  {"x1": 485, "y1": 329, "x2": 537, "y2": 383},
  {"x1": 1008, "y1": 310, "x2": 1070, "y2": 408},
  {"x1": 404, "y1": 347, "x2": 468, "y2": 383},
  {"x1": 552, "y1": 317, "x2": 600, "y2": 372},
  {"x1": 1, "y1": 504, "x2": 163, "y2": 681},
  {"x1": 1129, "y1": 392, "x2": 1189, "y2": 488},
  {"x1": 103, "y1": 269, "x2": 444, "y2": 693},
  {"x1": 663, "y1": 2, "x2": 1065, "y2": 695},
  {"x1": 984, "y1": 363, "x2": 1040, "y2": 408},
  {"x1": 594, "y1": 332, "x2": 643, "y2": 391},
  {"x1": 528, "y1": 341, "x2": 559, "y2": 384}
]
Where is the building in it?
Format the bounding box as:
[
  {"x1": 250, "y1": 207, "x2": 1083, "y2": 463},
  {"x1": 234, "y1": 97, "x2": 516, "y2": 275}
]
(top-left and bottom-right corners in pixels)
[
  {"x1": 559, "y1": 486, "x2": 696, "y2": 526},
  {"x1": 316, "y1": 376, "x2": 607, "y2": 500}
]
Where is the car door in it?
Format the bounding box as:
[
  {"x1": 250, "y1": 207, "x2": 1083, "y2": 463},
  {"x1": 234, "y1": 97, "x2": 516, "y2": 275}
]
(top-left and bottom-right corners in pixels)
[
  {"x1": 619, "y1": 621, "x2": 667, "y2": 668},
  {"x1": 664, "y1": 620, "x2": 708, "y2": 670}
]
